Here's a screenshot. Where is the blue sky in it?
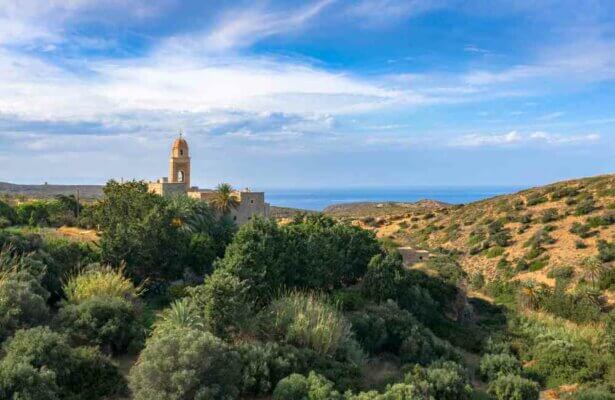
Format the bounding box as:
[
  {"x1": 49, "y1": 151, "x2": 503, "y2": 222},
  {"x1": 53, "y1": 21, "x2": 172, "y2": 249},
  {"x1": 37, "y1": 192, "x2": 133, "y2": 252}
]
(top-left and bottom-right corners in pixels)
[{"x1": 0, "y1": 0, "x2": 613, "y2": 189}]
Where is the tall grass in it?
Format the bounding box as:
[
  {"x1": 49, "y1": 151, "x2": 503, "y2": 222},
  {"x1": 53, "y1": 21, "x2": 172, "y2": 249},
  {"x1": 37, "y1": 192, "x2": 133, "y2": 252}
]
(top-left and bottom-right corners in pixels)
[
  {"x1": 266, "y1": 291, "x2": 353, "y2": 355},
  {"x1": 64, "y1": 263, "x2": 142, "y2": 304}
]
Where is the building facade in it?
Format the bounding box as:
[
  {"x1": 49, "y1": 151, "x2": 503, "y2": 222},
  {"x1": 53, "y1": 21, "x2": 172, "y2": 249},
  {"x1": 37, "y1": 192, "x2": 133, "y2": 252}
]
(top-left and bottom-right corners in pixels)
[{"x1": 148, "y1": 136, "x2": 270, "y2": 225}]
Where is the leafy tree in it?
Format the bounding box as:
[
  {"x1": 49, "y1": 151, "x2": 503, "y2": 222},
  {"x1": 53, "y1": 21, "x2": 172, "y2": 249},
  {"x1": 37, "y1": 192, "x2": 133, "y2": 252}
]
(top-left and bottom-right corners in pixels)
[
  {"x1": 273, "y1": 372, "x2": 341, "y2": 400},
  {"x1": 98, "y1": 180, "x2": 188, "y2": 281}
]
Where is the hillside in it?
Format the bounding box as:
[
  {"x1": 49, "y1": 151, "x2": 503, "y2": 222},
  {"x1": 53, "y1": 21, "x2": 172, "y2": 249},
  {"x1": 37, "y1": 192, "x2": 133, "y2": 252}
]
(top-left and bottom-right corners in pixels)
[
  {"x1": 358, "y1": 174, "x2": 615, "y2": 293},
  {"x1": 0, "y1": 181, "x2": 104, "y2": 200}
]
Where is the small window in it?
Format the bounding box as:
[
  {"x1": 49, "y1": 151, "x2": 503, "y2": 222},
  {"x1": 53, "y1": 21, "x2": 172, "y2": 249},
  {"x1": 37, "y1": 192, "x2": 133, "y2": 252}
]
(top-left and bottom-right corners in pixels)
[
  {"x1": 233, "y1": 216, "x2": 237, "y2": 221},
  {"x1": 250, "y1": 199, "x2": 254, "y2": 204},
  {"x1": 177, "y1": 170, "x2": 184, "y2": 182},
  {"x1": 180, "y1": 149, "x2": 184, "y2": 156}
]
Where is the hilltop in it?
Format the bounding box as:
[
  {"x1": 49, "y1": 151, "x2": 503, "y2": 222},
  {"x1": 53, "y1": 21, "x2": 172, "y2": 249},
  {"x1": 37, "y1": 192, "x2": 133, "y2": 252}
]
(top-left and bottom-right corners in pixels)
[{"x1": 356, "y1": 174, "x2": 614, "y2": 294}]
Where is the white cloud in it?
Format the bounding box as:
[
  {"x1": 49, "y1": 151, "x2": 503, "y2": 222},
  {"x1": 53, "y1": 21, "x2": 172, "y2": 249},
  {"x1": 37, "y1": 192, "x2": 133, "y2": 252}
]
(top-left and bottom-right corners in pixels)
[
  {"x1": 199, "y1": 0, "x2": 334, "y2": 51},
  {"x1": 346, "y1": 0, "x2": 444, "y2": 25},
  {"x1": 450, "y1": 131, "x2": 600, "y2": 148}
]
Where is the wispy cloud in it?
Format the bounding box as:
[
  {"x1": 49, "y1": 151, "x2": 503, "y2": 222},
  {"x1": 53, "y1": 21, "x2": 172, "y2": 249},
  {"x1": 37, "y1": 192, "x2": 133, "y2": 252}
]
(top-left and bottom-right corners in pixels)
[{"x1": 450, "y1": 131, "x2": 600, "y2": 148}]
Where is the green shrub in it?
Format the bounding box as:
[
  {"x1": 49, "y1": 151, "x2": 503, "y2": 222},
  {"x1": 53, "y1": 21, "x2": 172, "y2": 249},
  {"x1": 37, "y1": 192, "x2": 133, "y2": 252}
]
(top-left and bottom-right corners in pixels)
[
  {"x1": 570, "y1": 222, "x2": 593, "y2": 238},
  {"x1": 597, "y1": 240, "x2": 615, "y2": 262},
  {"x1": 273, "y1": 372, "x2": 340, "y2": 400},
  {"x1": 0, "y1": 268, "x2": 49, "y2": 342},
  {"x1": 586, "y1": 212, "x2": 615, "y2": 228},
  {"x1": 405, "y1": 361, "x2": 472, "y2": 400},
  {"x1": 540, "y1": 288, "x2": 601, "y2": 324},
  {"x1": 54, "y1": 297, "x2": 144, "y2": 355},
  {"x1": 526, "y1": 194, "x2": 547, "y2": 206},
  {"x1": 469, "y1": 272, "x2": 485, "y2": 290},
  {"x1": 0, "y1": 326, "x2": 127, "y2": 399},
  {"x1": 576, "y1": 240, "x2": 588, "y2": 249},
  {"x1": 486, "y1": 246, "x2": 505, "y2": 259},
  {"x1": 551, "y1": 187, "x2": 579, "y2": 201},
  {"x1": 265, "y1": 291, "x2": 355, "y2": 356},
  {"x1": 575, "y1": 198, "x2": 597, "y2": 215},
  {"x1": 479, "y1": 353, "x2": 522, "y2": 382},
  {"x1": 573, "y1": 388, "x2": 615, "y2": 400},
  {"x1": 598, "y1": 267, "x2": 615, "y2": 290},
  {"x1": 547, "y1": 265, "x2": 574, "y2": 280},
  {"x1": 189, "y1": 269, "x2": 251, "y2": 338},
  {"x1": 129, "y1": 328, "x2": 242, "y2": 400},
  {"x1": 528, "y1": 339, "x2": 604, "y2": 387},
  {"x1": 487, "y1": 374, "x2": 539, "y2": 400},
  {"x1": 362, "y1": 253, "x2": 402, "y2": 302},
  {"x1": 541, "y1": 208, "x2": 559, "y2": 223},
  {"x1": 152, "y1": 298, "x2": 204, "y2": 335},
  {"x1": 0, "y1": 361, "x2": 59, "y2": 400}
]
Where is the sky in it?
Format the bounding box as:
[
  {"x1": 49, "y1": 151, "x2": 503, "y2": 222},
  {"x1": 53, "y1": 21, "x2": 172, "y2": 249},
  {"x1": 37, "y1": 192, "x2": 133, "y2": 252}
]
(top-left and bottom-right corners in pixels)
[{"x1": 0, "y1": 0, "x2": 614, "y2": 189}]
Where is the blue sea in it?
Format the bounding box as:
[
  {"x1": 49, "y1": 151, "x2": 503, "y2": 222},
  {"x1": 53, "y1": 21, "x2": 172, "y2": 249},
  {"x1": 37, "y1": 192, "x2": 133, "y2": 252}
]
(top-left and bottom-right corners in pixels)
[{"x1": 263, "y1": 186, "x2": 527, "y2": 211}]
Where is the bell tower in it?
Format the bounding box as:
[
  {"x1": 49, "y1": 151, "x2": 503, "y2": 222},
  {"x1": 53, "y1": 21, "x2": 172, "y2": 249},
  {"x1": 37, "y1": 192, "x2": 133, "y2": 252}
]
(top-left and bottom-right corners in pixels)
[{"x1": 169, "y1": 133, "x2": 190, "y2": 188}]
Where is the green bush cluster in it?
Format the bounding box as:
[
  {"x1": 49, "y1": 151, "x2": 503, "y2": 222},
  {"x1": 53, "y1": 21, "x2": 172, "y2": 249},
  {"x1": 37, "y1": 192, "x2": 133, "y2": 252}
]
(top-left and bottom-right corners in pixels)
[{"x1": 0, "y1": 327, "x2": 126, "y2": 399}]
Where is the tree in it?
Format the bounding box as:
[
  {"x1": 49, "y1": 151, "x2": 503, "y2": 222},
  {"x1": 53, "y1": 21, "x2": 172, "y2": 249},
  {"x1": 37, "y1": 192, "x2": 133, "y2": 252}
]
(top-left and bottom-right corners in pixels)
[
  {"x1": 98, "y1": 180, "x2": 188, "y2": 281},
  {"x1": 211, "y1": 183, "x2": 240, "y2": 215}
]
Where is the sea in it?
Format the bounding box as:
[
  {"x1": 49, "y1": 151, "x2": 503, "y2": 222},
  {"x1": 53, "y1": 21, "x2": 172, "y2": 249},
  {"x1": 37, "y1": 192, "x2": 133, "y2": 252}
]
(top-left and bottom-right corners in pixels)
[{"x1": 263, "y1": 186, "x2": 527, "y2": 211}]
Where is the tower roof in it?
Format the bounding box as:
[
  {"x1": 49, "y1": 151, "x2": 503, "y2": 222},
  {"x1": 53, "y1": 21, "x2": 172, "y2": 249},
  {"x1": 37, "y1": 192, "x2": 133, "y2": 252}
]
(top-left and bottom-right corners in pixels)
[{"x1": 171, "y1": 135, "x2": 189, "y2": 157}]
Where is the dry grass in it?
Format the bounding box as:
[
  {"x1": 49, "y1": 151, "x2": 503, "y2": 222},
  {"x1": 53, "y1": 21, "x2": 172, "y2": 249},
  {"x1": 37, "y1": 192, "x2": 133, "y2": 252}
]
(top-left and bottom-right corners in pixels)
[
  {"x1": 267, "y1": 291, "x2": 354, "y2": 355},
  {"x1": 64, "y1": 263, "x2": 143, "y2": 304}
]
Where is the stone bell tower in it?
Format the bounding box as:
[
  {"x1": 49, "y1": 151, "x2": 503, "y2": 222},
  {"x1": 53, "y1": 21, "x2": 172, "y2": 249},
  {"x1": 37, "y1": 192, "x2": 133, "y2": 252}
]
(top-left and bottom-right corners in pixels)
[{"x1": 169, "y1": 133, "x2": 190, "y2": 188}]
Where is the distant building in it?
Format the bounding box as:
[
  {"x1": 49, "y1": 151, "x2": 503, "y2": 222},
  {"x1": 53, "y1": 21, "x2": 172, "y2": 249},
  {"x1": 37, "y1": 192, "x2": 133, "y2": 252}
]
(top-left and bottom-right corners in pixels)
[
  {"x1": 397, "y1": 247, "x2": 430, "y2": 266},
  {"x1": 148, "y1": 135, "x2": 270, "y2": 225}
]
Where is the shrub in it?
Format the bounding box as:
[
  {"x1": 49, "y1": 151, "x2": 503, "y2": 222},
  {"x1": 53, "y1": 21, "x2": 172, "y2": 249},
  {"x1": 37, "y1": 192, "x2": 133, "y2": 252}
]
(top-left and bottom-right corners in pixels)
[
  {"x1": 265, "y1": 292, "x2": 355, "y2": 356},
  {"x1": 528, "y1": 339, "x2": 603, "y2": 387},
  {"x1": 0, "y1": 268, "x2": 49, "y2": 342},
  {"x1": 575, "y1": 198, "x2": 597, "y2": 215},
  {"x1": 479, "y1": 353, "x2": 522, "y2": 382},
  {"x1": 64, "y1": 264, "x2": 141, "y2": 304},
  {"x1": 129, "y1": 328, "x2": 242, "y2": 400},
  {"x1": 0, "y1": 361, "x2": 59, "y2": 400},
  {"x1": 152, "y1": 298, "x2": 204, "y2": 335},
  {"x1": 487, "y1": 374, "x2": 539, "y2": 400},
  {"x1": 188, "y1": 269, "x2": 251, "y2": 338},
  {"x1": 0, "y1": 326, "x2": 127, "y2": 399},
  {"x1": 540, "y1": 288, "x2": 602, "y2": 324},
  {"x1": 526, "y1": 194, "x2": 547, "y2": 206},
  {"x1": 598, "y1": 267, "x2": 615, "y2": 290},
  {"x1": 573, "y1": 388, "x2": 615, "y2": 400},
  {"x1": 273, "y1": 372, "x2": 340, "y2": 400},
  {"x1": 597, "y1": 240, "x2": 615, "y2": 262},
  {"x1": 551, "y1": 187, "x2": 579, "y2": 201},
  {"x1": 547, "y1": 265, "x2": 574, "y2": 280},
  {"x1": 570, "y1": 222, "x2": 593, "y2": 238},
  {"x1": 486, "y1": 246, "x2": 505, "y2": 259},
  {"x1": 541, "y1": 208, "x2": 559, "y2": 223},
  {"x1": 576, "y1": 240, "x2": 588, "y2": 249},
  {"x1": 405, "y1": 361, "x2": 472, "y2": 400},
  {"x1": 54, "y1": 297, "x2": 144, "y2": 355},
  {"x1": 350, "y1": 301, "x2": 458, "y2": 365},
  {"x1": 362, "y1": 253, "x2": 403, "y2": 302},
  {"x1": 469, "y1": 272, "x2": 485, "y2": 290}
]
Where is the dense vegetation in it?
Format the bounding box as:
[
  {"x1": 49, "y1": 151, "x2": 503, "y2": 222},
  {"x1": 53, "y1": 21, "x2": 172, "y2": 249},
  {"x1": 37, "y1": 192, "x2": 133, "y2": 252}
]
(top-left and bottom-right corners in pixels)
[{"x1": 1, "y1": 176, "x2": 614, "y2": 399}]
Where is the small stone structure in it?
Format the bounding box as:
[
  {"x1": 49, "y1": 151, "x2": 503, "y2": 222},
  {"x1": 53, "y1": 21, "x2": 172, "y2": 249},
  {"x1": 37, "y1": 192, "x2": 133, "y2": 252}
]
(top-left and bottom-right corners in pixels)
[
  {"x1": 397, "y1": 247, "x2": 430, "y2": 266},
  {"x1": 148, "y1": 135, "x2": 270, "y2": 225}
]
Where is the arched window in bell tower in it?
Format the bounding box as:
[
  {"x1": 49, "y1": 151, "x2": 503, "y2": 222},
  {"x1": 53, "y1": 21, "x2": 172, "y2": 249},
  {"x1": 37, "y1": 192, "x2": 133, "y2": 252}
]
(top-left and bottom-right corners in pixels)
[
  {"x1": 180, "y1": 149, "x2": 184, "y2": 156},
  {"x1": 177, "y1": 170, "x2": 184, "y2": 182}
]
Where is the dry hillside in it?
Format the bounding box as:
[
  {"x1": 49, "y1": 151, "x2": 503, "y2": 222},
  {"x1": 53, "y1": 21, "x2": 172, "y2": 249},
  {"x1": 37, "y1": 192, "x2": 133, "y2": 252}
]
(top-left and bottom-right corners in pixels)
[{"x1": 352, "y1": 174, "x2": 615, "y2": 291}]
